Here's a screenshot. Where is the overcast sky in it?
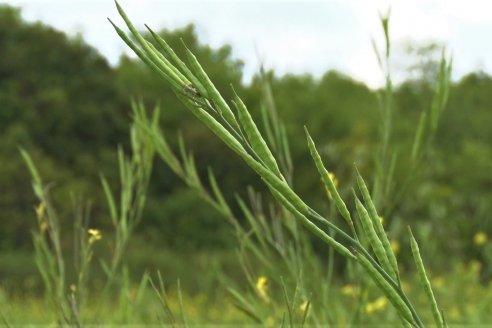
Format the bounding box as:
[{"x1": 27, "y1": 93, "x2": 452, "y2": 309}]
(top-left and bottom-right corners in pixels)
[{"x1": 5, "y1": 0, "x2": 492, "y2": 87}]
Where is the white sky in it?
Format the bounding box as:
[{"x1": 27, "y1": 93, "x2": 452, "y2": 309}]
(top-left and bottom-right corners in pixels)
[{"x1": 4, "y1": 0, "x2": 492, "y2": 88}]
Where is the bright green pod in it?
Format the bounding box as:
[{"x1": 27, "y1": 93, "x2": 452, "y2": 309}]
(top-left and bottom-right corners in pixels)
[
  {"x1": 146, "y1": 41, "x2": 190, "y2": 86},
  {"x1": 355, "y1": 167, "x2": 399, "y2": 279},
  {"x1": 269, "y1": 185, "x2": 355, "y2": 260},
  {"x1": 408, "y1": 227, "x2": 444, "y2": 328},
  {"x1": 181, "y1": 98, "x2": 246, "y2": 156},
  {"x1": 243, "y1": 152, "x2": 310, "y2": 217},
  {"x1": 184, "y1": 48, "x2": 238, "y2": 128},
  {"x1": 108, "y1": 19, "x2": 181, "y2": 92},
  {"x1": 146, "y1": 26, "x2": 208, "y2": 98},
  {"x1": 181, "y1": 94, "x2": 310, "y2": 221},
  {"x1": 114, "y1": 1, "x2": 186, "y2": 88},
  {"x1": 355, "y1": 197, "x2": 396, "y2": 281},
  {"x1": 356, "y1": 252, "x2": 414, "y2": 324},
  {"x1": 233, "y1": 94, "x2": 282, "y2": 178},
  {"x1": 305, "y1": 128, "x2": 354, "y2": 230}
]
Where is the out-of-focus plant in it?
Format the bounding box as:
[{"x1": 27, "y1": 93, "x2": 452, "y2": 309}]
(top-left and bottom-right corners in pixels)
[{"x1": 20, "y1": 102, "x2": 156, "y2": 324}]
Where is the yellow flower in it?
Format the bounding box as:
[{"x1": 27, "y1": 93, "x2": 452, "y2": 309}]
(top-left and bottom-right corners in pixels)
[
  {"x1": 329, "y1": 172, "x2": 338, "y2": 187},
  {"x1": 473, "y1": 231, "x2": 487, "y2": 246},
  {"x1": 365, "y1": 297, "x2": 388, "y2": 314},
  {"x1": 469, "y1": 260, "x2": 482, "y2": 273},
  {"x1": 35, "y1": 202, "x2": 46, "y2": 218},
  {"x1": 341, "y1": 284, "x2": 358, "y2": 297},
  {"x1": 265, "y1": 316, "x2": 275, "y2": 327},
  {"x1": 88, "y1": 229, "x2": 102, "y2": 244},
  {"x1": 299, "y1": 300, "x2": 310, "y2": 314},
  {"x1": 324, "y1": 172, "x2": 339, "y2": 199},
  {"x1": 34, "y1": 202, "x2": 48, "y2": 232},
  {"x1": 431, "y1": 276, "x2": 445, "y2": 288},
  {"x1": 390, "y1": 240, "x2": 400, "y2": 255},
  {"x1": 449, "y1": 305, "x2": 461, "y2": 320},
  {"x1": 256, "y1": 276, "x2": 269, "y2": 303}
]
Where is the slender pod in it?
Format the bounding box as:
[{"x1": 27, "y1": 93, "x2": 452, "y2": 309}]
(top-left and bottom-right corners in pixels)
[
  {"x1": 355, "y1": 167, "x2": 399, "y2": 278},
  {"x1": 180, "y1": 97, "x2": 245, "y2": 156},
  {"x1": 146, "y1": 41, "x2": 191, "y2": 86},
  {"x1": 408, "y1": 227, "x2": 444, "y2": 328},
  {"x1": 269, "y1": 185, "x2": 355, "y2": 260},
  {"x1": 305, "y1": 128, "x2": 354, "y2": 231},
  {"x1": 355, "y1": 196, "x2": 396, "y2": 280},
  {"x1": 183, "y1": 100, "x2": 310, "y2": 216},
  {"x1": 355, "y1": 252, "x2": 414, "y2": 324},
  {"x1": 233, "y1": 92, "x2": 283, "y2": 178},
  {"x1": 108, "y1": 19, "x2": 181, "y2": 92},
  {"x1": 114, "y1": 1, "x2": 187, "y2": 88},
  {"x1": 146, "y1": 25, "x2": 208, "y2": 98},
  {"x1": 184, "y1": 46, "x2": 238, "y2": 127}
]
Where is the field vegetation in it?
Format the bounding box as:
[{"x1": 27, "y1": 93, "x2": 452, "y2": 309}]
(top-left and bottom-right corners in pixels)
[{"x1": 1, "y1": 2, "x2": 492, "y2": 326}]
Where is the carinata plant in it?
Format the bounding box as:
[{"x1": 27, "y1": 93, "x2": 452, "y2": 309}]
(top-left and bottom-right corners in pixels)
[{"x1": 110, "y1": 1, "x2": 451, "y2": 327}]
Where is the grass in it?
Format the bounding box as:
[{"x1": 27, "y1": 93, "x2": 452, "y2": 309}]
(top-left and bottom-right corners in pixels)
[
  {"x1": 5, "y1": 1, "x2": 490, "y2": 327},
  {"x1": 3, "y1": 261, "x2": 492, "y2": 325}
]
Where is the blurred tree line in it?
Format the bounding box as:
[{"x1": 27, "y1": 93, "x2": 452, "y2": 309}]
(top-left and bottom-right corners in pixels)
[{"x1": 0, "y1": 4, "x2": 491, "y2": 272}]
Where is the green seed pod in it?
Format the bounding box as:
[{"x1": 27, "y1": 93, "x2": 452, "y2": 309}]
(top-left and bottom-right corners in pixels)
[
  {"x1": 356, "y1": 252, "x2": 414, "y2": 324},
  {"x1": 146, "y1": 41, "x2": 191, "y2": 86},
  {"x1": 270, "y1": 186, "x2": 355, "y2": 260},
  {"x1": 355, "y1": 197, "x2": 396, "y2": 281},
  {"x1": 184, "y1": 47, "x2": 238, "y2": 128},
  {"x1": 182, "y1": 99, "x2": 245, "y2": 156},
  {"x1": 108, "y1": 19, "x2": 181, "y2": 92},
  {"x1": 233, "y1": 94, "x2": 282, "y2": 178},
  {"x1": 355, "y1": 167, "x2": 399, "y2": 278},
  {"x1": 408, "y1": 227, "x2": 444, "y2": 328},
  {"x1": 305, "y1": 128, "x2": 354, "y2": 230},
  {"x1": 146, "y1": 26, "x2": 208, "y2": 98},
  {"x1": 242, "y1": 152, "x2": 310, "y2": 216},
  {"x1": 114, "y1": 1, "x2": 186, "y2": 89}
]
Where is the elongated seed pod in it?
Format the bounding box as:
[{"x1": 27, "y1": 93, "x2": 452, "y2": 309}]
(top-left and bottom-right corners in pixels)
[
  {"x1": 355, "y1": 197, "x2": 396, "y2": 280},
  {"x1": 408, "y1": 227, "x2": 444, "y2": 328},
  {"x1": 243, "y1": 152, "x2": 310, "y2": 216},
  {"x1": 185, "y1": 48, "x2": 238, "y2": 128},
  {"x1": 269, "y1": 185, "x2": 355, "y2": 260},
  {"x1": 108, "y1": 19, "x2": 181, "y2": 92},
  {"x1": 356, "y1": 252, "x2": 414, "y2": 324},
  {"x1": 305, "y1": 128, "x2": 354, "y2": 230},
  {"x1": 181, "y1": 97, "x2": 246, "y2": 156},
  {"x1": 233, "y1": 94, "x2": 282, "y2": 178},
  {"x1": 181, "y1": 96, "x2": 311, "y2": 222},
  {"x1": 146, "y1": 41, "x2": 191, "y2": 86},
  {"x1": 355, "y1": 167, "x2": 399, "y2": 278},
  {"x1": 146, "y1": 26, "x2": 208, "y2": 98},
  {"x1": 114, "y1": 1, "x2": 186, "y2": 89}
]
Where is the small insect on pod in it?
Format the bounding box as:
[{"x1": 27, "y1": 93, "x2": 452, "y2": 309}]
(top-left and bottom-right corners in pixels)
[{"x1": 183, "y1": 84, "x2": 201, "y2": 98}]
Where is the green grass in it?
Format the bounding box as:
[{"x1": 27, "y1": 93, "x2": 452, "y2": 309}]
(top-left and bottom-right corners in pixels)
[{"x1": 2, "y1": 259, "x2": 492, "y2": 325}]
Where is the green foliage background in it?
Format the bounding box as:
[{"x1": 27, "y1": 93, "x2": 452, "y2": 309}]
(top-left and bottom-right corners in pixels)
[{"x1": 1, "y1": 4, "x2": 491, "y2": 295}]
